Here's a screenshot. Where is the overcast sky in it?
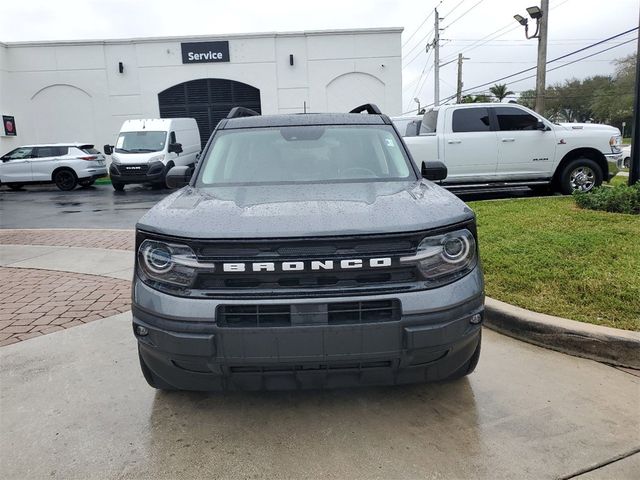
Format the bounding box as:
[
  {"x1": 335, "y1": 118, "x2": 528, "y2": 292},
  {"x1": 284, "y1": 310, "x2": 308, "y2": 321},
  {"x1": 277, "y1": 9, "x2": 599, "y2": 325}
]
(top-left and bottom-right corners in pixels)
[{"x1": 1, "y1": 0, "x2": 637, "y2": 113}]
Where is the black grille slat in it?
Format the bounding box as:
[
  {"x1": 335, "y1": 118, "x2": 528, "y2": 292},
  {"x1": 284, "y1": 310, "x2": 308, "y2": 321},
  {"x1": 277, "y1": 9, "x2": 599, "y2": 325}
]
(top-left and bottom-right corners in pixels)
[{"x1": 217, "y1": 300, "x2": 400, "y2": 327}]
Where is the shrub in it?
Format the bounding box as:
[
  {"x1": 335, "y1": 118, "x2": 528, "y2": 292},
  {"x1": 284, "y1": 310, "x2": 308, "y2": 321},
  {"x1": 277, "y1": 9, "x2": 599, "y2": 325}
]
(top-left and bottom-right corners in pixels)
[{"x1": 573, "y1": 183, "x2": 640, "y2": 214}]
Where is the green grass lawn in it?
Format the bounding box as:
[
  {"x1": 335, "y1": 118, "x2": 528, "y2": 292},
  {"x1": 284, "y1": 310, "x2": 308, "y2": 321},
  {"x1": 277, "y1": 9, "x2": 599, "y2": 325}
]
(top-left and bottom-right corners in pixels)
[
  {"x1": 468, "y1": 196, "x2": 640, "y2": 331},
  {"x1": 607, "y1": 175, "x2": 629, "y2": 187}
]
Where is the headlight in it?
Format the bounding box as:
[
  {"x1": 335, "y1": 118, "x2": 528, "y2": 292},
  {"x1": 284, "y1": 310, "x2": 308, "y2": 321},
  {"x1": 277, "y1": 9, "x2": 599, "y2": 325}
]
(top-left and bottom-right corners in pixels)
[
  {"x1": 137, "y1": 239, "x2": 208, "y2": 291},
  {"x1": 400, "y1": 229, "x2": 477, "y2": 287},
  {"x1": 610, "y1": 135, "x2": 622, "y2": 153}
]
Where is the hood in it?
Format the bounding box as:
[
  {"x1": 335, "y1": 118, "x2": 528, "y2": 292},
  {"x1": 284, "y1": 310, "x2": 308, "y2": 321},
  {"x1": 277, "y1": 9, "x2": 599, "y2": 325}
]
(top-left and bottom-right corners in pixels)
[
  {"x1": 136, "y1": 181, "x2": 475, "y2": 239},
  {"x1": 558, "y1": 122, "x2": 621, "y2": 135}
]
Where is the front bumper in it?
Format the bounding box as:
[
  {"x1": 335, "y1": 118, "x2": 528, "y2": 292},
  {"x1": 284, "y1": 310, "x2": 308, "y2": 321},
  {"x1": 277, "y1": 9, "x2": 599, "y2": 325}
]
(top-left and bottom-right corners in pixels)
[
  {"x1": 109, "y1": 161, "x2": 166, "y2": 184},
  {"x1": 132, "y1": 267, "x2": 484, "y2": 391},
  {"x1": 605, "y1": 153, "x2": 622, "y2": 179}
]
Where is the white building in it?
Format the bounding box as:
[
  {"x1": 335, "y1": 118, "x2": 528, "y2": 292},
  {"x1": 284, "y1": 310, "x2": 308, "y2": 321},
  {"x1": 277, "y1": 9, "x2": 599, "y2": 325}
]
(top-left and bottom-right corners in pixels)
[{"x1": 0, "y1": 28, "x2": 402, "y2": 153}]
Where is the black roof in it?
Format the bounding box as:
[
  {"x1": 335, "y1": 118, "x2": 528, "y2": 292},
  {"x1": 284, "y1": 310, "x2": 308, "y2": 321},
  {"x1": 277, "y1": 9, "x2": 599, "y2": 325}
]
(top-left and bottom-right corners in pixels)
[{"x1": 221, "y1": 113, "x2": 389, "y2": 129}]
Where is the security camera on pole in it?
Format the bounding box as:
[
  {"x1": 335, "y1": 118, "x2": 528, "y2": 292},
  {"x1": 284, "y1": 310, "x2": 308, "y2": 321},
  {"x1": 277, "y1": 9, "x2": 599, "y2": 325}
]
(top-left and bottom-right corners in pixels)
[{"x1": 514, "y1": 0, "x2": 549, "y2": 114}]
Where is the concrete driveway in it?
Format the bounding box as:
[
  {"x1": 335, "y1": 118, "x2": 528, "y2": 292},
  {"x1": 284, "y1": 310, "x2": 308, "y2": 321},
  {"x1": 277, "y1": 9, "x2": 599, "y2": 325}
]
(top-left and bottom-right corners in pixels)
[{"x1": 1, "y1": 311, "x2": 638, "y2": 480}]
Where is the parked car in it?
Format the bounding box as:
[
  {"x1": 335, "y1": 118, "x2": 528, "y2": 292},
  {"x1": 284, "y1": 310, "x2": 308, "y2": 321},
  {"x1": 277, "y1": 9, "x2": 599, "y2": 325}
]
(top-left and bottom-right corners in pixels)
[
  {"x1": 0, "y1": 143, "x2": 107, "y2": 191},
  {"x1": 104, "y1": 118, "x2": 201, "y2": 191},
  {"x1": 132, "y1": 104, "x2": 484, "y2": 391},
  {"x1": 393, "y1": 103, "x2": 623, "y2": 194},
  {"x1": 621, "y1": 145, "x2": 631, "y2": 169}
]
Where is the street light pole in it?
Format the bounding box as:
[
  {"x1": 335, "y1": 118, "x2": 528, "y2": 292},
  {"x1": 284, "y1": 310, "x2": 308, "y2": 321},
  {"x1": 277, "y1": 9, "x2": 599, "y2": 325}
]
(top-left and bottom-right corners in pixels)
[
  {"x1": 629, "y1": 5, "x2": 640, "y2": 186},
  {"x1": 535, "y1": 0, "x2": 549, "y2": 114},
  {"x1": 514, "y1": 1, "x2": 549, "y2": 114}
]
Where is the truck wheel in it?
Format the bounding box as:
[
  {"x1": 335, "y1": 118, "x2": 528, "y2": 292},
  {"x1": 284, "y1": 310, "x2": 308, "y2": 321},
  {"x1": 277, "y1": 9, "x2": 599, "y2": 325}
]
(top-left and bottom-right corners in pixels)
[
  {"x1": 444, "y1": 331, "x2": 481, "y2": 381},
  {"x1": 559, "y1": 158, "x2": 602, "y2": 194},
  {"x1": 138, "y1": 351, "x2": 176, "y2": 391},
  {"x1": 112, "y1": 182, "x2": 125, "y2": 191},
  {"x1": 54, "y1": 169, "x2": 78, "y2": 191},
  {"x1": 623, "y1": 157, "x2": 630, "y2": 169}
]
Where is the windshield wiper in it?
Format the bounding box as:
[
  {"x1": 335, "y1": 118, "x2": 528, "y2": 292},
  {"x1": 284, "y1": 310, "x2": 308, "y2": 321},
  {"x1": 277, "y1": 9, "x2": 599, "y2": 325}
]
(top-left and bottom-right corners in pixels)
[{"x1": 129, "y1": 148, "x2": 157, "y2": 153}]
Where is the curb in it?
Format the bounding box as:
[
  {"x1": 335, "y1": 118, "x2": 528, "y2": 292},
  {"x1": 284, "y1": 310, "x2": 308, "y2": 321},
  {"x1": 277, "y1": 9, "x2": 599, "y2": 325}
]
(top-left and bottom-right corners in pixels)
[{"x1": 484, "y1": 297, "x2": 640, "y2": 369}]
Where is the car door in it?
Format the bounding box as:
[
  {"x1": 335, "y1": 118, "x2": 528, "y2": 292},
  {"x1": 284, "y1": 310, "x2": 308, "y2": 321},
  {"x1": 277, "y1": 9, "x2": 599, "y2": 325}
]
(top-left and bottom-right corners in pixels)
[
  {"x1": 0, "y1": 147, "x2": 34, "y2": 182},
  {"x1": 31, "y1": 146, "x2": 66, "y2": 181},
  {"x1": 493, "y1": 106, "x2": 557, "y2": 179},
  {"x1": 443, "y1": 107, "x2": 498, "y2": 183}
]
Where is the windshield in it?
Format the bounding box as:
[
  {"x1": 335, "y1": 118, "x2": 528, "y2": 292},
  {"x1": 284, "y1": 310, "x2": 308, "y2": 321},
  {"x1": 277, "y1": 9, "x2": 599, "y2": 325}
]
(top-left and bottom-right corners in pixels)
[
  {"x1": 115, "y1": 131, "x2": 167, "y2": 153},
  {"x1": 196, "y1": 125, "x2": 416, "y2": 186}
]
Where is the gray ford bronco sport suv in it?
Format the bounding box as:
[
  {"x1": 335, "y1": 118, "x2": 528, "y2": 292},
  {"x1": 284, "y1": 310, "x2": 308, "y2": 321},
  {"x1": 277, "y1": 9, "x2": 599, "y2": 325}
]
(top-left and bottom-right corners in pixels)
[{"x1": 133, "y1": 104, "x2": 484, "y2": 391}]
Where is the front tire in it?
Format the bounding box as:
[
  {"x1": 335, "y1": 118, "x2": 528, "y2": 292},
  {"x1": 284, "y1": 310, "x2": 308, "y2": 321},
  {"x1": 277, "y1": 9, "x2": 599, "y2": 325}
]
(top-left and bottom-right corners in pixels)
[
  {"x1": 54, "y1": 169, "x2": 78, "y2": 191},
  {"x1": 112, "y1": 182, "x2": 125, "y2": 191},
  {"x1": 559, "y1": 158, "x2": 603, "y2": 194}
]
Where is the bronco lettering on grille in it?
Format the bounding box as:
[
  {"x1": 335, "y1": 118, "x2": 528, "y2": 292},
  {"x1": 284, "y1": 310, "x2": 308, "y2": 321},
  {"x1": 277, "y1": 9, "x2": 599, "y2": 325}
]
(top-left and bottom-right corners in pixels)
[{"x1": 222, "y1": 257, "x2": 392, "y2": 273}]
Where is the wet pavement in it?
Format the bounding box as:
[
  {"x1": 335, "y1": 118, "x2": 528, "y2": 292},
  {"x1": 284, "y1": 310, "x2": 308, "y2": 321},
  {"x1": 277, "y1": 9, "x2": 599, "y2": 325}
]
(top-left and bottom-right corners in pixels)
[
  {"x1": 0, "y1": 184, "x2": 170, "y2": 229},
  {"x1": 0, "y1": 183, "x2": 552, "y2": 230}
]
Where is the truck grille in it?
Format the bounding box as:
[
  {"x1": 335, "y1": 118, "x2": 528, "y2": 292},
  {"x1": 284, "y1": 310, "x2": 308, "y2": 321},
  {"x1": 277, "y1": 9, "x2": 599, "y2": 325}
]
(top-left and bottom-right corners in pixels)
[
  {"x1": 120, "y1": 164, "x2": 149, "y2": 175},
  {"x1": 184, "y1": 231, "x2": 427, "y2": 297},
  {"x1": 217, "y1": 300, "x2": 401, "y2": 327}
]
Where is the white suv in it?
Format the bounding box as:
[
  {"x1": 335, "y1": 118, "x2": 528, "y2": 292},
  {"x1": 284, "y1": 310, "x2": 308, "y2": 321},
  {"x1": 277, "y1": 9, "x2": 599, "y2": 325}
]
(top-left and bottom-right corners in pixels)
[{"x1": 0, "y1": 143, "x2": 107, "y2": 191}]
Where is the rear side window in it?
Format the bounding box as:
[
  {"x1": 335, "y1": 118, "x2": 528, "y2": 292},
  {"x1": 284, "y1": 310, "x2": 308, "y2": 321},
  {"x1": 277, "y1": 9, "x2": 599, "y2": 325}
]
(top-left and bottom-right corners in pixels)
[
  {"x1": 452, "y1": 108, "x2": 491, "y2": 133},
  {"x1": 36, "y1": 146, "x2": 67, "y2": 157},
  {"x1": 494, "y1": 107, "x2": 539, "y2": 131},
  {"x1": 81, "y1": 147, "x2": 100, "y2": 154}
]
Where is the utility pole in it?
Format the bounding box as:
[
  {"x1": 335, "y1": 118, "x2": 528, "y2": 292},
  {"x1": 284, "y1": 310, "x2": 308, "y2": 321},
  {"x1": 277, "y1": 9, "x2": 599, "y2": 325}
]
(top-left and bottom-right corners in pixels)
[
  {"x1": 535, "y1": 0, "x2": 549, "y2": 114},
  {"x1": 434, "y1": 8, "x2": 440, "y2": 106},
  {"x1": 629, "y1": 4, "x2": 639, "y2": 186},
  {"x1": 456, "y1": 54, "x2": 470, "y2": 103}
]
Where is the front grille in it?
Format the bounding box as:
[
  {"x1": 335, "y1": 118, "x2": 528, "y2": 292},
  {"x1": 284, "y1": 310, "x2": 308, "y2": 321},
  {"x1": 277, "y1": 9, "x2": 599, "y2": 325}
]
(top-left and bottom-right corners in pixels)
[
  {"x1": 120, "y1": 164, "x2": 149, "y2": 176},
  {"x1": 196, "y1": 268, "x2": 417, "y2": 290},
  {"x1": 217, "y1": 299, "x2": 401, "y2": 327}
]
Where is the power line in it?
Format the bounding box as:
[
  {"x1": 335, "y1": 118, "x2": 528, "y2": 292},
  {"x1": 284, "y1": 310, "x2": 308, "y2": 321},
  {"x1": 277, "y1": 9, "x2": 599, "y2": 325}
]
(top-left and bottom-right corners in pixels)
[
  {"x1": 438, "y1": 0, "x2": 572, "y2": 64},
  {"x1": 400, "y1": 29, "x2": 638, "y2": 114},
  {"x1": 444, "y1": 37, "x2": 637, "y2": 103},
  {"x1": 453, "y1": 28, "x2": 638, "y2": 96},
  {"x1": 443, "y1": 0, "x2": 485, "y2": 29},
  {"x1": 401, "y1": 1, "x2": 441, "y2": 49}
]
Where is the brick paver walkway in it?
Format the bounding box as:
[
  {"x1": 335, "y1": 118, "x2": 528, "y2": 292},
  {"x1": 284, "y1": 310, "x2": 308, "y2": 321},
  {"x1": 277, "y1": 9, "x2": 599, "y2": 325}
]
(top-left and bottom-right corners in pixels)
[
  {"x1": 0, "y1": 267, "x2": 131, "y2": 347},
  {"x1": 0, "y1": 229, "x2": 134, "y2": 251}
]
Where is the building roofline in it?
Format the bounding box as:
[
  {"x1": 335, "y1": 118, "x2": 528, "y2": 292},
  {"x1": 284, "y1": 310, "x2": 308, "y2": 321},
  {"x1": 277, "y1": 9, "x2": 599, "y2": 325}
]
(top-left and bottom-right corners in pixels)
[{"x1": 1, "y1": 27, "x2": 403, "y2": 47}]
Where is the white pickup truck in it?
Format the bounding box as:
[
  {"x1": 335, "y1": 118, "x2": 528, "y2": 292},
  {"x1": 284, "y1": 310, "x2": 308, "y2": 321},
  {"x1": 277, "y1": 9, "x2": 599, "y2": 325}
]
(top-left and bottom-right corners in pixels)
[{"x1": 394, "y1": 103, "x2": 623, "y2": 193}]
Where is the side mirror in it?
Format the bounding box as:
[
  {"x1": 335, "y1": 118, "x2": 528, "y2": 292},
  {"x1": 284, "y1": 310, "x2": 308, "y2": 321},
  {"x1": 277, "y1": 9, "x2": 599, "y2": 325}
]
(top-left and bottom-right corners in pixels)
[
  {"x1": 421, "y1": 161, "x2": 447, "y2": 181},
  {"x1": 166, "y1": 165, "x2": 192, "y2": 189},
  {"x1": 103, "y1": 144, "x2": 113, "y2": 155},
  {"x1": 537, "y1": 121, "x2": 548, "y2": 131},
  {"x1": 168, "y1": 142, "x2": 183, "y2": 154}
]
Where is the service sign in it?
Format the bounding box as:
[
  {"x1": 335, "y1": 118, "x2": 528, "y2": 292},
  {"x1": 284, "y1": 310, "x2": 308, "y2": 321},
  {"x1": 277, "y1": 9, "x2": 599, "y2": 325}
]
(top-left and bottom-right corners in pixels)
[
  {"x1": 181, "y1": 41, "x2": 230, "y2": 64},
  {"x1": 2, "y1": 115, "x2": 16, "y2": 136}
]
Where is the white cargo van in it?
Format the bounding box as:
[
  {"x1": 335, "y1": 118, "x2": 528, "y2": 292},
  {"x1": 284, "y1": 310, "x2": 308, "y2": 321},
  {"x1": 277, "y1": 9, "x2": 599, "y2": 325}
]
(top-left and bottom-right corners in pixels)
[{"x1": 104, "y1": 118, "x2": 200, "y2": 191}]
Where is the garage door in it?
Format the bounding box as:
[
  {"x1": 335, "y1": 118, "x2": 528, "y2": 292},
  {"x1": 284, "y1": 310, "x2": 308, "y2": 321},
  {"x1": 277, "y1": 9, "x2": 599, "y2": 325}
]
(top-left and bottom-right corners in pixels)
[{"x1": 158, "y1": 78, "x2": 261, "y2": 148}]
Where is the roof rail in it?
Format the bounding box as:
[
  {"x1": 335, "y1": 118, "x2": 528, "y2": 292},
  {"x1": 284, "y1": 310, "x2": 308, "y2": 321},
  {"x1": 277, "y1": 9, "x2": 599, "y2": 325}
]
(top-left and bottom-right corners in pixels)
[
  {"x1": 349, "y1": 103, "x2": 382, "y2": 115},
  {"x1": 226, "y1": 107, "x2": 260, "y2": 119}
]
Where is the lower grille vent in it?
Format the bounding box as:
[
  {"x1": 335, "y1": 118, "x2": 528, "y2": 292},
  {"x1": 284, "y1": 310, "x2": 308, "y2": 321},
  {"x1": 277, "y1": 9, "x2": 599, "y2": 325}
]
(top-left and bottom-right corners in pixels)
[{"x1": 217, "y1": 300, "x2": 400, "y2": 327}]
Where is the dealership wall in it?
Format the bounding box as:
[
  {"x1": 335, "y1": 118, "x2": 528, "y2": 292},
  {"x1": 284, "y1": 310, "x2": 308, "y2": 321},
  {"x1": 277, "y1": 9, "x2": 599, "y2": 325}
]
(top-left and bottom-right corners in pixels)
[{"x1": 0, "y1": 28, "x2": 402, "y2": 155}]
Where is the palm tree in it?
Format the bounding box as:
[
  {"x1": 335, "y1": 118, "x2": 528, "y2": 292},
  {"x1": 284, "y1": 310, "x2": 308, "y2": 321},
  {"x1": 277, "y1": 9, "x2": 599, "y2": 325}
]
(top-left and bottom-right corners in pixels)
[{"x1": 489, "y1": 83, "x2": 514, "y2": 102}]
